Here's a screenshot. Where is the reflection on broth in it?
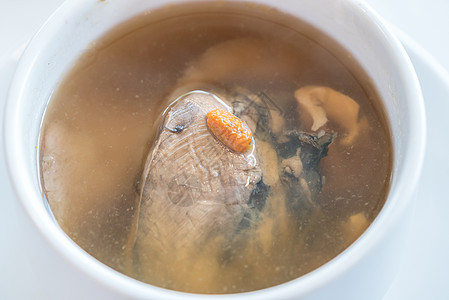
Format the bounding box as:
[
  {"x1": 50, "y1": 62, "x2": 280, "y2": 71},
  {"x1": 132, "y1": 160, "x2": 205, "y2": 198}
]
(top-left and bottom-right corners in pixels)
[{"x1": 39, "y1": 2, "x2": 392, "y2": 294}]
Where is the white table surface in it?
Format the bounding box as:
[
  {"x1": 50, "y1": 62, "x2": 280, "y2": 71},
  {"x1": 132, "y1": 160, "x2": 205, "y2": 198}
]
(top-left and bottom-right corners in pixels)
[{"x1": 1, "y1": 1, "x2": 448, "y2": 299}]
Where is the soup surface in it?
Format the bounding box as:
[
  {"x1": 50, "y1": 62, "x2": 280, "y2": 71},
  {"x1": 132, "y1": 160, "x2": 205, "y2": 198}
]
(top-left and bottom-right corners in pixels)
[{"x1": 39, "y1": 1, "x2": 392, "y2": 294}]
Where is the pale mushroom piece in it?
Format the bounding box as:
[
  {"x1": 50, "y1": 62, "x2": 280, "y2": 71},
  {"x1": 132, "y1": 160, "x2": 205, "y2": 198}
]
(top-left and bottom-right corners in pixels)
[
  {"x1": 256, "y1": 140, "x2": 280, "y2": 186},
  {"x1": 269, "y1": 109, "x2": 286, "y2": 136},
  {"x1": 342, "y1": 212, "x2": 370, "y2": 243},
  {"x1": 294, "y1": 86, "x2": 369, "y2": 145},
  {"x1": 280, "y1": 150, "x2": 303, "y2": 178},
  {"x1": 177, "y1": 38, "x2": 297, "y2": 88}
]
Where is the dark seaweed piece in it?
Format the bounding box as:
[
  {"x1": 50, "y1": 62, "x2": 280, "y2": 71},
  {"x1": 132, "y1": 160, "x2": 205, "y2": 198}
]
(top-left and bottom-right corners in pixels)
[
  {"x1": 248, "y1": 179, "x2": 270, "y2": 211},
  {"x1": 281, "y1": 171, "x2": 314, "y2": 213},
  {"x1": 230, "y1": 89, "x2": 290, "y2": 138},
  {"x1": 299, "y1": 132, "x2": 335, "y2": 195},
  {"x1": 297, "y1": 132, "x2": 335, "y2": 169},
  {"x1": 278, "y1": 131, "x2": 335, "y2": 163},
  {"x1": 236, "y1": 179, "x2": 270, "y2": 231},
  {"x1": 277, "y1": 135, "x2": 301, "y2": 159},
  {"x1": 279, "y1": 131, "x2": 336, "y2": 207},
  {"x1": 232, "y1": 94, "x2": 271, "y2": 135}
]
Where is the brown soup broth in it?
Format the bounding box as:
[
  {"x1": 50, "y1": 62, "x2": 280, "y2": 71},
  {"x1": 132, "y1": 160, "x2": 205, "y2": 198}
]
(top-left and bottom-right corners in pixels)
[{"x1": 39, "y1": 1, "x2": 392, "y2": 294}]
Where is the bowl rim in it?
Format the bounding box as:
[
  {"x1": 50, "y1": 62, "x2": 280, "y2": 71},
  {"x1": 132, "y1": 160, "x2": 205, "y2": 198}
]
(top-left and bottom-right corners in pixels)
[{"x1": 3, "y1": 0, "x2": 426, "y2": 298}]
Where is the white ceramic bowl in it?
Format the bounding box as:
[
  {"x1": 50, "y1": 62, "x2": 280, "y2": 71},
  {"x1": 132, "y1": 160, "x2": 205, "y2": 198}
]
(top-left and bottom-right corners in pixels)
[{"x1": 3, "y1": 0, "x2": 426, "y2": 299}]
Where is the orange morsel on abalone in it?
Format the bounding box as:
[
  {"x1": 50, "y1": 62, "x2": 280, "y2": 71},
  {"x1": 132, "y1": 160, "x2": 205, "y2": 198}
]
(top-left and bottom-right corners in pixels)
[{"x1": 206, "y1": 109, "x2": 253, "y2": 153}]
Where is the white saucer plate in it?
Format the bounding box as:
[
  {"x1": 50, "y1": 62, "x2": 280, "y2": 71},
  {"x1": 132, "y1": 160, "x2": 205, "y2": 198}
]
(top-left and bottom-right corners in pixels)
[{"x1": 384, "y1": 33, "x2": 449, "y2": 300}]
